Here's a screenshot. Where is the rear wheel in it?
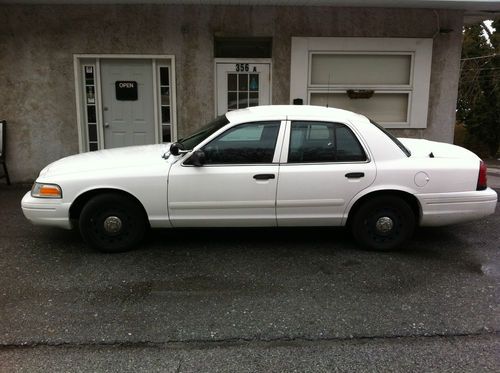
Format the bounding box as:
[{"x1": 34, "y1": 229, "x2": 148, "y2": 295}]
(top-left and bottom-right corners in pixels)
[
  {"x1": 79, "y1": 193, "x2": 147, "y2": 253},
  {"x1": 350, "y1": 196, "x2": 415, "y2": 251}
]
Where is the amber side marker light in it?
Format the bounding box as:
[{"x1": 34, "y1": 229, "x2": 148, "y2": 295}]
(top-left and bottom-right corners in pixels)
[{"x1": 31, "y1": 183, "x2": 63, "y2": 199}]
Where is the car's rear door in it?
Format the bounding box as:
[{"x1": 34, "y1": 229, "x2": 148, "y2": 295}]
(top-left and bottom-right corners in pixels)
[
  {"x1": 276, "y1": 120, "x2": 376, "y2": 226},
  {"x1": 168, "y1": 120, "x2": 285, "y2": 227}
]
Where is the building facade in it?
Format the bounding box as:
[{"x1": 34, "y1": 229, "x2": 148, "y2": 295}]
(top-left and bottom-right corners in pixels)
[{"x1": 0, "y1": 1, "x2": 498, "y2": 182}]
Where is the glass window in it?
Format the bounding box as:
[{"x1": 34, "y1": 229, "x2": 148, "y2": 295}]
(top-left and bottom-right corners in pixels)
[
  {"x1": 83, "y1": 64, "x2": 98, "y2": 151},
  {"x1": 288, "y1": 121, "x2": 366, "y2": 163},
  {"x1": 227, "y1": 73, "x2": 259, "y2": 111},
  {"x1": 335, "y1": 125, "x2": 367, "y2": 162},
  {"x1": 310, "y1": 92, "x2": 409, "y2": 123},
  {"x1": 159, "y1": 66, "x2": 171, "y2": 142},
  {"x1": 201, "y1": 121, "x2": 280, "y2": 164},
  {"x1": 310, "y1": 54, "x2": 411, "y2": 86},
  {"x1": 178, "y1": 115, "x2": 229, "y2": 150}
]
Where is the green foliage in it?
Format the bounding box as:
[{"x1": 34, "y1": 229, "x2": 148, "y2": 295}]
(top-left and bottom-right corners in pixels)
[{"x1": 456, "y1": 21, "x2": 500, "y2": 158}]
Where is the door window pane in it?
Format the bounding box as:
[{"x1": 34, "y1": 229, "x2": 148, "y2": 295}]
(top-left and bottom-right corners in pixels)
[
  {"x1": 228, "y1": 73, "x2": 237, "y2": 91},
  {"x1": 249, "y1": 92, "x2": 259, "y2": 107},
  {"x1": 161, "y1": 87, "x2": 170, "y2": 105},
  {"x1": 228, "y1": 92, "x2": 238, "y2": 110},
  {"x1": 226, "y1": 72, "x2": 259, "y2": 111},
  {"x1": 160, "y1": 67, "x2": 169, "y2": 86},
  {"x1": 161, "y1": 106, "x2": 170, "y2": 124},
  {"x1": 249, "y1": 74, "x2": 259, "y2": 91},
  {"x1": 238, "y1": 74, "x2": 248, "y2": 91},
  {"x1": 289, "y1": 121, "x2": 366, "y2": 163},
  {"x1": 162, "y1": 124, "x2": 172, "y2": 143},
  {"x1": 202, "y1": 121, "x2": 280, "y2": 164},
  {"x1": 238, "y1": 92, "x2": 248, "y2": 109},
  {"x1": 159, "y1": 65, "x2": 172, "y2": 142}
]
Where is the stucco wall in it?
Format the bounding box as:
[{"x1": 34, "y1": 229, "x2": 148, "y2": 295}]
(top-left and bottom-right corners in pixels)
[{"x1": 0, "y1": 5, "x2": 463, "y2": 182}]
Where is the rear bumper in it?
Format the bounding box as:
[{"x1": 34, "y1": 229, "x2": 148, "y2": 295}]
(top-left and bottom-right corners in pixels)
[
  {"x1": 21, "y1": 191, "x2": 73, "y2": 229},
  {"x1": 417, "y1": 188, "x2": 497, "y2": 226}
]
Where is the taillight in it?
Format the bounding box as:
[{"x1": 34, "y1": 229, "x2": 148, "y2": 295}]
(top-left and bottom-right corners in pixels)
[{"x1": 477, "y1": 160, "x2": 487, "y2": 190}]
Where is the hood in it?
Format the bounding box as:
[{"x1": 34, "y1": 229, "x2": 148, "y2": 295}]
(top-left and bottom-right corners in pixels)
[
  {"x1": 398, "y1": 138, "x2": 480, "y2": 160},
  {"x1": 39, "y1": 144, "x2": 171, "y2": 177}
]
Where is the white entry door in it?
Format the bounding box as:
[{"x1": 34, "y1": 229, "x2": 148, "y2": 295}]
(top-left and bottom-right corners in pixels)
[
  {"x1": 101, "y1": 59, "x2": 155, "y2": 148},
  {"x1": 216, "y1": 61, "x2": 271, "y2": 115}
]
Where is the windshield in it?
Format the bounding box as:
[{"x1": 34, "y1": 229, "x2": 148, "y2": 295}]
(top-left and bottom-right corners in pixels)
[
  {"x1": 369, "y1": 119, "x2": 411, "y2": 157},
  {"x1": 178, "y1": 115, "x2": 230, "y2": 150}
]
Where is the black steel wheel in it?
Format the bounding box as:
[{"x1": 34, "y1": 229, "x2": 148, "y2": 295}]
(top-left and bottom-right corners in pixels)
[
  {"x1": 79, "y1": 193, "x2": 147, "y2": 253},
  {"x1": 351, "y1": 196, "x2": 416, "y2": 251}
]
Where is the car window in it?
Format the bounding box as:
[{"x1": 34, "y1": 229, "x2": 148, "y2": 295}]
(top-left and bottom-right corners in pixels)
[
  {"x1": 288, "y1": 121, "x2": 367, "y2": 163},
  {"x1": 201, "y1": 121, "x2": 280, "y2": 164},
  {"x1": 178, "y1": 115, "x2": 229, "y2": 150}
]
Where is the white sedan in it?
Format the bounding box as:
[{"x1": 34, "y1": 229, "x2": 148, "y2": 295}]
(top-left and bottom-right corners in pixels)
[{"x1": 22, "y1": 105, "x2": 497, "y2": 252}]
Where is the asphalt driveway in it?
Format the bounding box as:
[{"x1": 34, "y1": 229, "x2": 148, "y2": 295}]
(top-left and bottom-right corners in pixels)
[{"x1": 0, "y1": 186, "x2": 499, "y2": 372}]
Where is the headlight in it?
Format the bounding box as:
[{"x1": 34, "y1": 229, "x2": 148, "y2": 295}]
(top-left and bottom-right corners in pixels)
[{"x1": 31, "y1": 183, "x2": 63, "y2": 199}]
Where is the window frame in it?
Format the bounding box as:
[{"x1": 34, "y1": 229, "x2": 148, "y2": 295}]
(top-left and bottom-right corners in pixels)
[
  {"x1": 73, "y1": 54, "x2": 178, "y2": 153},
  {"x1": 280, "y1": 120, "x2": 371, "y2": 165},
  {"x1": 290, "y1": 37, "x2": 433, "y2": 129},
  {"x1": 183, "y1": 120, "x2": 285, "y2": 167}
]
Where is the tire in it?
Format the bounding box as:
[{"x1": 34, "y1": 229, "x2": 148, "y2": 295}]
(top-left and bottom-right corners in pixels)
[
  {"x1": 350, "y1": 195, "x2": 416, "y2": 251},
  {"x1": 79, "y1": 193, "x2": 147, "y2": 253}
]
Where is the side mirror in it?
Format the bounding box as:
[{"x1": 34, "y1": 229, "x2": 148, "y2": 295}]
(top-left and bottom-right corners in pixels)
[
  {"x1": 170, "y1": 142, "x2": 186, "y2": 156},
  {"x1": 190, "y1": 149, "x2": 206, "y2": 167}
]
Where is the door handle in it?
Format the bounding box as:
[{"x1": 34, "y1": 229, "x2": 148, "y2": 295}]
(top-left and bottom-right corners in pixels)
[
  {"x1": 253, "y1": 174, "x2": 275, "y2": 180},
  {"x1": 345, "y1": 172, "x2": 364, "y2": 179},
  {"x1": 104, "y1": 122, "x2": 110, "y2": 128}
]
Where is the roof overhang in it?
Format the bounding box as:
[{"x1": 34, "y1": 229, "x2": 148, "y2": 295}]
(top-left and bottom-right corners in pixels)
[{"x1": 1, "y1": 1, "x2": 498, "y2": 21}]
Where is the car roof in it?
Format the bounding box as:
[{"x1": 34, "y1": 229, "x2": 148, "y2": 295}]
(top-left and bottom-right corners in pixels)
[{"x1": 225, "y1": 105, "x2": 369, "y2": 124}]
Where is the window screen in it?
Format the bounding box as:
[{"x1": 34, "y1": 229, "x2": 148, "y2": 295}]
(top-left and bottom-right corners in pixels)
[{"x1": 288, "y1": 122, "x2": 366, "y2": 163}]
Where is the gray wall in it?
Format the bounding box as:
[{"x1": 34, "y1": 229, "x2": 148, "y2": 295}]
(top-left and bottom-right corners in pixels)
[{"x1": 0, "y1": 5, "x2": 463, "y2": 182}]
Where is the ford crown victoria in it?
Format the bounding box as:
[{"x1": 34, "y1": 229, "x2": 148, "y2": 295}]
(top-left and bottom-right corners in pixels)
[{"x1": 22, "y1": 106, "x2": 497, "y2": 252}]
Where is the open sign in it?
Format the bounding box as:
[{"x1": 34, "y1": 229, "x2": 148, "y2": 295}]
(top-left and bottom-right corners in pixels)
[{"x1": 115, "y1": 81, "x2": 138, "y2": 100}]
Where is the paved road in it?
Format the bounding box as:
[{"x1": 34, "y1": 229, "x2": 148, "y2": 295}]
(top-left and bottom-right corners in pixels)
[{"x1": 0, "y1": 186, "x2": 499, "y2": 372}]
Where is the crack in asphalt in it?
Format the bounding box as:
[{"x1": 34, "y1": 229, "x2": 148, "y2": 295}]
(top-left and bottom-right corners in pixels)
[{"x1": 1, "y1": 330, "x2": 498, "y2": 350}]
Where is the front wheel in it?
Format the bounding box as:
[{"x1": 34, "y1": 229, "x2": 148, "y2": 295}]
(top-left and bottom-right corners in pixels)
[
  {"x1": 350, "y1": 196, "x2": 416, "y2": 251},
  {"x1": 79, "y1": 193, "x2": 147, "y2": 253}
]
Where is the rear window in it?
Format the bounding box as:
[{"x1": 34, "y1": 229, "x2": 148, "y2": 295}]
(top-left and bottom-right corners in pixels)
[{"x1": 369, "y1": 119, "x2": 411, "y2": 157}]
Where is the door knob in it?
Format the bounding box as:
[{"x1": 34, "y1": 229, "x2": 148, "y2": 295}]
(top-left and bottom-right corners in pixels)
[{"x1": 104, "y1": 122, "x2": 110, "y2": 128}]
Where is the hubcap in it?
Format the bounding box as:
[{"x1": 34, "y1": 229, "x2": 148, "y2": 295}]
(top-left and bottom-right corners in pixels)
[
  {"x1": 375, "y1": 216, "x2": 394, "y2": 233},
  {"x1": 103, "y1": 216, "x2": 122, "y2": 234}
]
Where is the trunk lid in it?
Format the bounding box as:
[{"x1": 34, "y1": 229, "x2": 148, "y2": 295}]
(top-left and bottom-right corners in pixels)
[{"x1": 398, "y1": 138, "x2": 480, "y2": 160}]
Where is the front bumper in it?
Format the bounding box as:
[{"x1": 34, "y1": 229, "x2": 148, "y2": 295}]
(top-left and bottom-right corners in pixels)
[
  {"x1": 418, "y1": 187, "x2": 498, "y2": 226},
  {"x1": 21, "y1": 191, "x2": 73, "y2": 229}
]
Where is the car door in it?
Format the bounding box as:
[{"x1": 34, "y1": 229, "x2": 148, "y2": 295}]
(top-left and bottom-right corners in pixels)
[
  {"x1": 168, "y1": 120, "x2": 284, "y2": 227},
  {"x1": 276, "y1": 120, "x2": 376, "y2": 226}
]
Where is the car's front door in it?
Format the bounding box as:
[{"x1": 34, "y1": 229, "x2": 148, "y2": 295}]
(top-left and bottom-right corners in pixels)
[
  {"x1": 168, "y1": 121, "x2": 284, "y2": 227},
  {"x1": 277, "y1": 120, "x2": 376, "y2": 226}
]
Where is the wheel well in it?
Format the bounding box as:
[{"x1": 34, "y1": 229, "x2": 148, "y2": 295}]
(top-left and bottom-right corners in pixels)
[
  {"x1": 69, "y1": 188, "x2": 149, "y2": 225},
  {"x1": 346, "y1": 190, "x2": 421, "y2": 227}
]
